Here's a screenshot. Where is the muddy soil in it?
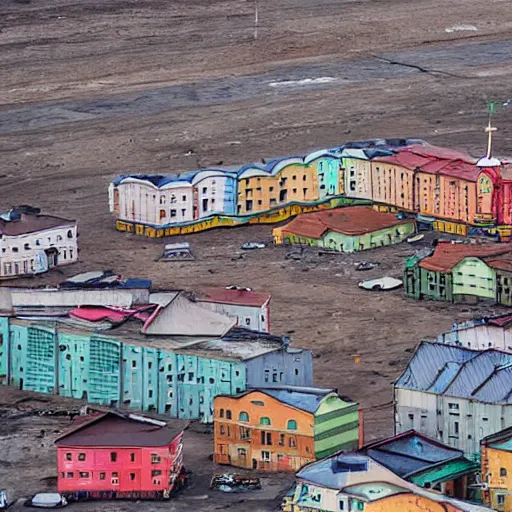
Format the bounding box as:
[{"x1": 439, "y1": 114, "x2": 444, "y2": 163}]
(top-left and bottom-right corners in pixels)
[{"x1": 1, "y1": 0, "x2": 512, "y2": 509}]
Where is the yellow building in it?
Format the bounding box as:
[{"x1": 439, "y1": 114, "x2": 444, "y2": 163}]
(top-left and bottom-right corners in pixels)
[
  {"x1": 481, "y1": 426, "x2": 512, "y2": 511},
  {"x1": 237, "y1": 153, "x2": 343, "y2": 215}
]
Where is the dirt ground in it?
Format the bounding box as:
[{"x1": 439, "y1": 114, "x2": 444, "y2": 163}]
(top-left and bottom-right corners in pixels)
[{"x1": 1, "y1": 0, "x2": 512, "y2": 509}]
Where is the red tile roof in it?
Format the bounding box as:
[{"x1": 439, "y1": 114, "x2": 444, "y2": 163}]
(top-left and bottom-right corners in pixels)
[
  {"x1": 280, "y1": 206, "x2": 414, "y2": 239},
  {"x1": 488, "y1": 314, "x2": 512, "y2": 328},
  {"x1": 55, "y1": 412, "x2": 185, "y2": 447},
  {"x1": 419, "y1": 241, "x2": 512, "y2": 272},
  {"x1": 197, "y1": 287, "x2": 271, "y2": 307},
  {"x1": 373, "y1": 151, "x2": 431, "y2": 170},
  {"x1": 484, "y1": 251, "x2": 512, "y2": 272}
]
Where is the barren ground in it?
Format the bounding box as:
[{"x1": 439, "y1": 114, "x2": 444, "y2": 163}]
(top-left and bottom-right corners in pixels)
[{"x1": 1, "y1": 0, "x2": 512, "y2": 509}]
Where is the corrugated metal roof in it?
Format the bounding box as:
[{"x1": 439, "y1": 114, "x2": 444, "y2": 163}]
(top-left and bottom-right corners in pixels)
[
  {"x1": 419, "y1": 241, "x2": 512, "y2": 272},
  {"x1": 280, "y1": 206, "x2": 414, "y2": 240},
  {"x1": 359, "y1": 430, "x2": 476, "y2": 482},
  {"x1": 411, "y1": 459, "x2": 478, "y2": 487},
  {"x1": 396, "y1": 341, "x2": 512, "y2": 403}
]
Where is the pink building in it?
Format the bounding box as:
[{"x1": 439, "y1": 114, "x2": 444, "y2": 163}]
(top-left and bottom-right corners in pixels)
[{"x1": 56, "y1": 411, "x2": 185, "y2": 500}]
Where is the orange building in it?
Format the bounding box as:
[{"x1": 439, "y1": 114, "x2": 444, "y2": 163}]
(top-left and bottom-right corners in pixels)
[{"x1": 214, "y1": 387, "x2": 359, "y2": 472}]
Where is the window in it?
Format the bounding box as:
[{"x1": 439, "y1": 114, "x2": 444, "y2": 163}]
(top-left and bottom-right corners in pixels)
[
  {"x1": 260, "y1": 417, "x2": 271, "y2": 425},
  {"x1": 130, "y1": 473, "x2": 136, "y2": 481},
  {"x1": 261, "y1": 451, "x2": 271, "y2": 462},
  {"x1": 99, "y1": 472, "x2": 105, "y2": 480},
  {"x1": 289, "y1": 436, "x2": 297, "y2": 448},
  {"x1": 240, "y1": 426, "x2": 251, "y2": 440},
  {"x1": 226, "y1": 410, "x2": 232, "y2": 420},
  {"x1": 294, "y1": 368, "x2": 299, "y2": 376},
  {"x1": 12, "y1": 247, "x2": 18, "y2": 253},
  {"x1": 245, "y1": 318, "x2": 251, "y2": 326},
  {"x1": 202, "y1": 187, "x2": 207, "y2": 194},
  {"x1": 287, "y1": 420, "x2": 297, "y2": 430},
  {"x1": 160, "y1": 209, "x2": 166, "y2": 219},
  {"x1": 261, "y1": 431, "x2": 272, "y2": 445},
  {"x1": 24, "y1": 243, "x2": 30, "y2": 250},
  {"x1": 219, "y1": 408, "x2": 225, "y2": 418},
  {"x1": 79, "y1": 472, "x2": 89, "y2": 479},
  {"x1": 65, "y1": 453, "x2": 72, "y2": 461},
  {"x1": 170, "y1": 209, "x2": 177, "y2": 218},
  {"x1": 251, "y1": 400, "x2": 265, "y2": 406},
  {"x1": 110, "y1": 452, "x2": 117, "y2": 462},
  {"x1": 239, "y1": 411, "x2": 249, "y2": 422},
  {"x1": 501, "y1": 467, "x2": 507, "y2": 477},
  {"x1": 498, "y1": 495, "x2": 505, "y2": 506},
  {"x1": 152, "y1": 470, "x2": 162, "y2": 477},
  {"x1": 78, "y1": 453, "x2": 86, "y2": 461},
  {"x1": 151, "y1": 454, "x2": 161, "y2": 463},
  {"x1": 111, "y1": 475, "x2": 119, "y2": 485},
  {"x1": 67, "y1": 230, "x2": 73, "y2": 238},
  {"x1": 67, "y1": 472, "x2": 74, "y2": 478},
  {"x1": 279, "y1": 434, "x2": 285, "y2": 446},
  {"x1": 130, "y1": 453, "x2": 135, "y2": 462}
]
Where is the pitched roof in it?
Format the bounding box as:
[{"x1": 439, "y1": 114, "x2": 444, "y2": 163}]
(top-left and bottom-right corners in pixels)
[
  {"x1": 484, "y1": 251, "x2": 512, "y2": 272},
  {"x1": 222, "y1": 386, "x2": 339, "y2": 413},
  {"x1": 359, "y1": 430, "x2": 476, "y2": 481},
  {"x1": 280, "y1": 206, "x2": 413, "y2": 240},
  {"x1": 418, "y1": 241, "x2": 512, "y2": 272},
  {"x1": 55, "y1": 411, "x2": 186, "y2": 447},
  {"x1": 196, "y1": 287, "x2": 271, "y2": 307},
  {"x1": 481, "y1": 426, "x2": 512, "y2": 450},
  {"x1": 395, "y1": 341, "x2": 512, "y2": 404},
  {"x1": 0, "y1": 213, "x2": 75, "y2": 236}
]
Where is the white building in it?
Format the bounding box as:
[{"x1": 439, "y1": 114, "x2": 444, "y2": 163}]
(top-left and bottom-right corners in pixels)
[
  {"x1": 436, "y1": 314, "x2": 512, "y2": 352},
  {"x1": 0, "y1": 208, "x2": 78, "y2": 279},
  {"x1": 194, "y1": 287, "x2": 271, "y2": 332},
  {"x1": 394, "y1": 341, "x2": 512, "y2": 460}
]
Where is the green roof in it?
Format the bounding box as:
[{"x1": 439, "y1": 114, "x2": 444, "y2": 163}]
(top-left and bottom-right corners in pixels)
[
  {"x1": 489, "y1": 439, "x2": 512, "y2": 452},
  {"x1": 410, "y1": 459, "x2": 479, "y2": 487}
]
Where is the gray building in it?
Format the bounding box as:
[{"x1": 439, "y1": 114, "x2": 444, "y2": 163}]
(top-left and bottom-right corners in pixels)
[{"x1": 394, "y1": 341, "x2": 512, "y2": 460}]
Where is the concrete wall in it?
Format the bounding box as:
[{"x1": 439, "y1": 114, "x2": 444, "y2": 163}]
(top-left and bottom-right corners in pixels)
[
  {"x1": 395, "y1": 387, "x2": 512, "y2": 459},
  {"x1": 196, "y1": 301, "x2": 270, "y2": 333},
  {"x1": 245, "y1": 349, "x2": 313, "y2": 388}
]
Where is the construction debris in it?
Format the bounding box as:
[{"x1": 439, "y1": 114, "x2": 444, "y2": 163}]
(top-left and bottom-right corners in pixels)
[
  {"x1": 358, "y1": 277, "x2": 403, "y2": 291},
  {"x1": 160, "y1": 242, "x2": 195, "y2": 261},
  {"x1": 210, "y1": 474, "x2": 262, "y2": 493}
]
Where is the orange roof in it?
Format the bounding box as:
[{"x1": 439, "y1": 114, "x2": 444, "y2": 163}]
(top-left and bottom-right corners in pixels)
[
  {"x1": 419, "y1": 241, "x2": 512, "y2": 272},
  {"x1": 280, "y1": 206, "x2": 413, "y2": 239}
]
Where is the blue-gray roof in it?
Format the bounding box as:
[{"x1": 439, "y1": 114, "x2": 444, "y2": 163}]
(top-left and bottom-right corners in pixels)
[
  {"x1": 395, "y1": 342, "x2": 512, "y2": 403},
  {"x1": 360, "y1": 431, "x2": 465, "y2": 478}
]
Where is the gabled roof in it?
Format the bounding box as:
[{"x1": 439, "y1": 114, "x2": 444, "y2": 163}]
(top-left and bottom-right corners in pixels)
[
  {"x1": 55, "y1": 411, "x2": 186, "y2": 448},
  {"x1": 219, "y1": 386, "x2": 340, "y2": 413},
  {"x1": 196, "y1": 287, "x2": 271, "y2": 307},
  {"x1": 359, "y1": 430, "x2": 477, "y2": 482},
  {"x1": 418, "y1": 241, "x2": 512, "y2": 272},
  {"x1": 395, "y1": 341, "x2": 512, "y2": 404},
  {"x1": 481, "y1": 426, "x2": 512, "y2": 451},
  {"x1": 280, "y1": 206, "x2": 413, "y2": 240}
]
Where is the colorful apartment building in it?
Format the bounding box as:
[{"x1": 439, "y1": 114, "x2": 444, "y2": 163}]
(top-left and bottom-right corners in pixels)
[
  {"x1": 481, "y1": 426, "x2": 512, "y2": 511},
  {"x1": 394, "y1": 341, "x2": 512, "y2": 460},
  {"x1": 285, "y1": 452, "x2": 491, "y2": 512},
  {"x1": 110, "y1": 128, "x2": 512, "y2": 239},
  {"x1": 213, "y1": 387, "x2": 359, "y2": 471},
  {"x1": 272, "y1": 206, "x2": 416, "y2": 252},
  {"x1": 56, "y1": 411, "x2": 185, "y2": 499},
  {"x1": 0, "y1": 206, "x2": 78, "y2": 279},
  {"x1": 0, "y1": 315, "x2": 312, "y2": 423},
  {"x1": 359, "y1": 430, "x2": 479, "y2": 500},
  {"x1": 404, "y1": 240, "x2": 512, "y2": 304}
]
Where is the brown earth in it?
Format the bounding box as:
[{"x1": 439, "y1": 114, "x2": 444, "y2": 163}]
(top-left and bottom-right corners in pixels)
[{"x1": 1, "y1": 0, "x2": 512, "y2": 509}]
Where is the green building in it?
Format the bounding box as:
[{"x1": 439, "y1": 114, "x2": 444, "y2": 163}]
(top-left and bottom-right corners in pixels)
[
  {"x1": 404, "y1": 241, "x2": 512, "y2": 304},
  {"x1": 273, "y1": 206, "x2": 416, "y2": 252}
]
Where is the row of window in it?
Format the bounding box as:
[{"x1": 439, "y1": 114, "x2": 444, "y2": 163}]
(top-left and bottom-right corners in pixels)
[
  {"x1": 218, "y1": 425, "x2": 300, "y2": 447},
  {"x1": 217, "y1": 410, "x2": 297, "y2": 430},
  {"x1": 60, "y1": 469, "x2": 163, "y2": 484},
  {"x1": 2, "y1": 231, "x2": 74, "y2": 252},
  {"x1": 65, "y1": 452, "x2": 162, "y2": 464}
]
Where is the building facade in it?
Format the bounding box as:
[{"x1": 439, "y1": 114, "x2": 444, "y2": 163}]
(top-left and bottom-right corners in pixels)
[
  {"x1": 0, "y1": 317, "x2": 312, "y2": 423},
  {"x1": 214, "y1": 387, "x2": 359, "y2": 471},
  {"x1": 110, "y1": 135, "x2": 512, "y2": 239},
  {"x1": 56, "y1": 412, "x2": 185, "y2": 499},
  {"x1": 395, "y1": 341, "x2": 512, "y2": 460},
  {"x1": 481, "y1": 427, "x2": 512, "y2": 511},
  {"x1": 404, "y1": 241, "x2": 512, "y2": 304},
  {"x1": 0, "y1": 208, "x2": 78, "y2": 278}
]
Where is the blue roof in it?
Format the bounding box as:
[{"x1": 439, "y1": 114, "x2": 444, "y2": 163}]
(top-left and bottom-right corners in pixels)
[
  {"x1": 395, "y1": 342, "x2": 512, "y2": 403},
  {"x1": 261, "y1": 388, "x2": 330, "y2": 413},
  {"x1": 360, "y1": 431, "x2": 466, "y2": 479}
]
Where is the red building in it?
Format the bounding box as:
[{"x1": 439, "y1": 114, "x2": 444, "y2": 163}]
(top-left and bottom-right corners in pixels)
[{"x1": 55, "y1": 411, "x2": 185, "y2": 500}]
